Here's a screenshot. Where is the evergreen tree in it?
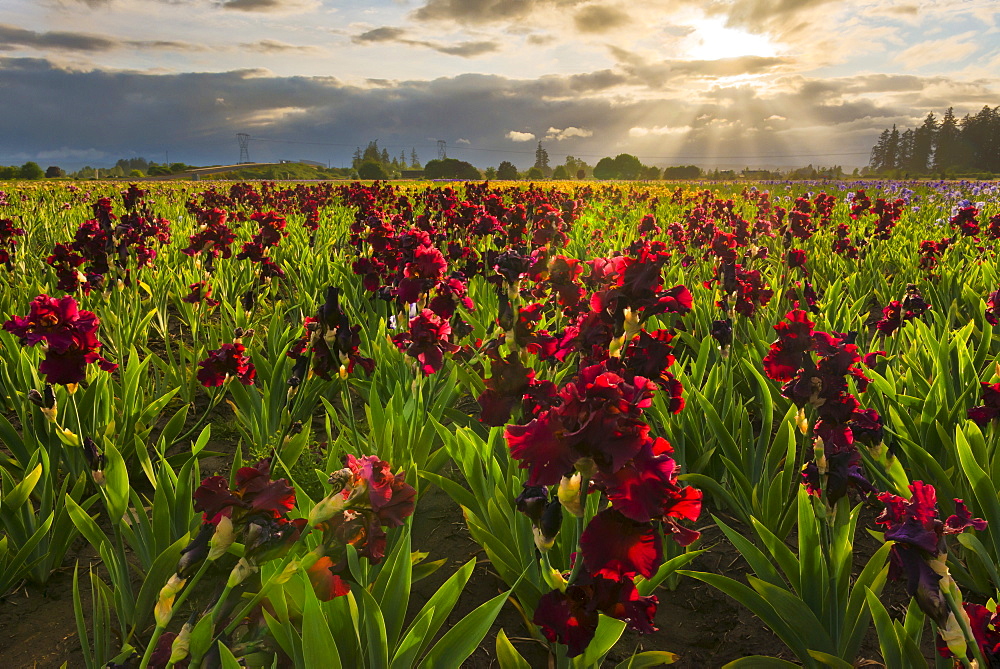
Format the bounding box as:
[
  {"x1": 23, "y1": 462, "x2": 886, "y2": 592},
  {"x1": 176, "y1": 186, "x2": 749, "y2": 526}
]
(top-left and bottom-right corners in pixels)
[
  {"x1": 534, "y1": 142, "x2": 550, "y2": 171},
  {"x1": 885, "y1": 125, "x2": 900, "y2": 171},
  {"x1": 898, "y1": 128, "x2": 914, "y2": 173},
  {"x1": 982, "y1": 106, "x2": 1000, "y2": 173},
  {"x1": 869, "y1": 129, "x2": 891, "y2": 172},
  {"x1": 362, "y1": 141, "x2": 381, "y2": 164},
  {"x1": 910, "y1": 112, "x2": 937, "y2": 173},
  {"x1": 410, "y1": 148, "x2": 420, "y2": 169},
  {"x1": 960, "y1": 106, "x2": 1000, "y2": 172},
  {"x1": 934, "y1": 107, "x2": 961, "y2": 172}
]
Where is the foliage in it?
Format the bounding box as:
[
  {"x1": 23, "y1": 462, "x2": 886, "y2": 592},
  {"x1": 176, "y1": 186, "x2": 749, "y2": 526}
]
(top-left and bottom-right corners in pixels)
[
  {"x1": 423, "y1": 158, "x2": 481, "y2": 179},
  {"x1": 0, "y1": 177, "x2": 999, "y2": 668},
  {"x1": 869, "y1": 104, "x2": 1000, "y2": 174}
]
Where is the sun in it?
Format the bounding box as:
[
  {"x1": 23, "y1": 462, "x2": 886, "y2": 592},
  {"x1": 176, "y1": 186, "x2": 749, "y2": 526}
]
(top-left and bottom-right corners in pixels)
[{"x1": 685, "y1": 18, "x2": 777, "y2": 60}]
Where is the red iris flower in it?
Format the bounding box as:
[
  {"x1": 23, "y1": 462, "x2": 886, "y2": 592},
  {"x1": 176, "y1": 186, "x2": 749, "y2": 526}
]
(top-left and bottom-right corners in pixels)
[
  {"x1": 969, "y1": 382, "x2": 1000, "y2": 426},
  {"x1": 986, "y1": 288, "x2": 1000, "y2": 326},
  {"x1": 182, "y1": 281, "x2": 220, "y2": 307},
  {"x1": 506, "y1": 362, "x2": 655, "y2": 486},
  {"x1": 392, "y1": 309, "x2": 459, "y2": 375},
  {"x1": 307, "y1": 455, "x2": 416, "y2": 600},
  {"x1": 0, "y1": 218, "x2": 26, "y2": 265},
  {"x1": 196, "y1": 342, "x2": 256, "y2": 387},
  {"x1": 786, "y1": 249, "x2": 807, "y2": 269},
  {"x1": 533, "y1": 572, "x2": 657, "y2": 657},
  {"x1": 193, "y1": 459, "x2": 296, "y2": 521},
  {"x1": 3, "y1": 294, "x2": 117, "y2": 385}
]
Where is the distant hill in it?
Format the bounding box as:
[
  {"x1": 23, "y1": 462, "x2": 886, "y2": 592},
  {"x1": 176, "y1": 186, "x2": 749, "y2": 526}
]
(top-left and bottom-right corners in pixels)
[{"x1": 201, "y1": 163, "x2": 354, "y2": 180}]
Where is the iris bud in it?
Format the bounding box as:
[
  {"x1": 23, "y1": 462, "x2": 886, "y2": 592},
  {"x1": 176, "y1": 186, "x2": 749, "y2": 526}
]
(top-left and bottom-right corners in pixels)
[
  {"x1": 208, "y1": 516, "x2": 234, "y2": 561},
  {"x1": 557, "y1": 473, "x2": 584, "y2": 518},
  {"x1": 169, "y1": 622, "x2": 192, "y2": 664},
  {"x1": 532, "y1": 500, "x2": 563, "y2": 553},
  {"x1": 227, "y1": 558, "x2": 257, "y2": 588},
  {"x1": 155, "y1": 574, "x2": 186, "y2": 627}
]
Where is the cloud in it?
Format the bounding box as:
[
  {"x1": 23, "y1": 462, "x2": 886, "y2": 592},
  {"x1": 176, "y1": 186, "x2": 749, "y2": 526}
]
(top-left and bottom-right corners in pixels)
[
  {"x1": 0, "y1": 58, "x2": 992, "y2": 172},
  {"x1": 355, "y1": 27, "x2": 408, "y2": 43},
  {"x1": 703, "y1": 0, "x2": 841, "y2": 36},
  {"x1": 573, "y1": 5, "x2": 630, "y2": 33},
  {"x1": 241, "y1": 39, "x2": 321, "y2": 54},
  {"x1": 506, "y1": 130, "x2": 536, "y2": 142},
  {"x1": 607, "y1": 46, "x2": 793, "y2": 88},
  {"x1": 545, "y1": 126, "x2": 593, "y2": 140},
  {"x1": 353, "y1": 26, "x2": 500, "y2": 57},
  {"x1": 0, "y1": 23, "x2": 200, "y2": 53},
  {"x1": 628, "y1": 125, "x2": 690, "y2": 137},
  {"x1": 893, "y1": 31, "x2": 979, "y2": 69},
  {"x1": 456, "y1": 138, "x2": 471, "y2": 145},
  {"x1": 219, "y1": 0, "x2": 319, "y2": 12},
  {"x1": 0, "y1": 23, "x2": 117, "y2": 52},
  {"x1": 414, "y1": 0, "x2": 540, "y2": 24}
]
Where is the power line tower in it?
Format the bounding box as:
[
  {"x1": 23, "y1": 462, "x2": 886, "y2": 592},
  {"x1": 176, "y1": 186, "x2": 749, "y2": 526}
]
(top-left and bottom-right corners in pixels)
[
  {"x1": 437, "y1": 140, "x2": 447, "y2": 160},
  {"x1": 237, "y1": 133, "x2": 251, "y2": 164}
]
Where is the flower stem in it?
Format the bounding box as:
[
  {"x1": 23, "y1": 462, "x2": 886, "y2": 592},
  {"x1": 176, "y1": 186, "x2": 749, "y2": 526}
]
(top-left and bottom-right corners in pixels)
[
  {"x1": 943, "y1": 583, "x2": 987, "y2": 668},
  {"x1": 169, "y1": 384, "x2": 225, "y2": 450},
  {"x1": 138, "y1": 559, "x2": 211, "y2": 669},
  {"x1": 69, "y1": 391, "x2": 86, "y2": 473},
  {"x1": 566, "y1": 478, "x2": 590, "y2": 586},
  {"x1": 222, "y1": 526, "x2": 312, "y2": 638}
]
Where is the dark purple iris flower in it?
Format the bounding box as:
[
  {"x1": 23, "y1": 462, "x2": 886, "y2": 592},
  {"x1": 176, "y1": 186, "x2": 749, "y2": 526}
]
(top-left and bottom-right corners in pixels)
[{"x1": 877, "y1": 482, "x2": 986, "y2": 627}]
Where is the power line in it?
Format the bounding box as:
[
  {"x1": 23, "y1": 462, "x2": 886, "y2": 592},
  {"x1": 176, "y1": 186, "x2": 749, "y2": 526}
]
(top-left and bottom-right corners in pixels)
[{"x1": 248, "y1": 135, "x2": 869, "y2": 162}]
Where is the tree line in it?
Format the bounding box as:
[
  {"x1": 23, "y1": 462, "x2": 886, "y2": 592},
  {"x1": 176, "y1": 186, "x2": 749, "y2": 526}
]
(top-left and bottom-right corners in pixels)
[{"x1": 868, "y1": 105, "x2": 1000, "y2": 175}]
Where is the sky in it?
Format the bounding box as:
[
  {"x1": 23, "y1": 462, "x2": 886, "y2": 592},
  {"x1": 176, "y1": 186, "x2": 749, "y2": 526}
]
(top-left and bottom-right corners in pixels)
[{"x1": 0, "y1": 0, "x2": 998, "y2": 171}]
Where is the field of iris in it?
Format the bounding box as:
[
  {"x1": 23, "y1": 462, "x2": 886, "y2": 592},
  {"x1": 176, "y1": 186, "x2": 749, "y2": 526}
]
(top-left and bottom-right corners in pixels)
[{"x1": 1, "y1": 177, "x2": 1000, "y2": 668}]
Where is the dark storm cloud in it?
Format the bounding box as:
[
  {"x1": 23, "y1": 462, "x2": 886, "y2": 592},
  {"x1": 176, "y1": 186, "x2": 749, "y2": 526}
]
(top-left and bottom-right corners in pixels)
[
  {"x1": 0, "y1": 23, "x2": 198, "y2": 53},
  {"x1": 0, "y1": 56, "x2": 980, "y2": 171},
  {"x1": 352, "y1": 26, "x2": 499, "y2": 57}
]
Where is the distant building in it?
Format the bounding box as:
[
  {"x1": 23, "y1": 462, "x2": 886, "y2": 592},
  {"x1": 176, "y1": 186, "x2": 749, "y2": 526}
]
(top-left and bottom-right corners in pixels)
[{"x1": 401, "y1": 170, "x2": 425, "y2": 179}]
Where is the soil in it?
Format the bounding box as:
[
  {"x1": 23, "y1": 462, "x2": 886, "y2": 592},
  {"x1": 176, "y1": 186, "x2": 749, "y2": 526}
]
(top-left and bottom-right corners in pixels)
[
  {"x1": 0, "y1": 490, "x2": 938, "y2": 668},
  {"x1": 0, "y1": 398, "x2": 938, "y2": 668}
]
